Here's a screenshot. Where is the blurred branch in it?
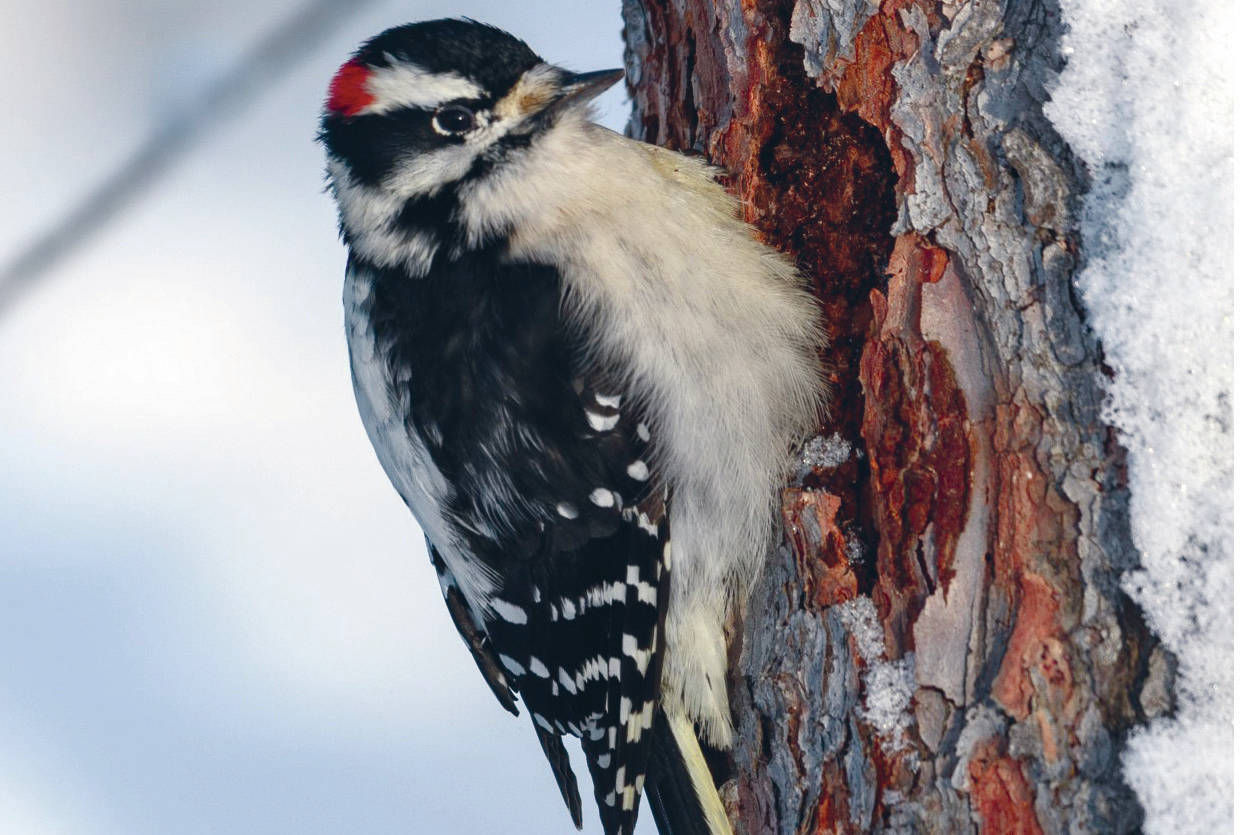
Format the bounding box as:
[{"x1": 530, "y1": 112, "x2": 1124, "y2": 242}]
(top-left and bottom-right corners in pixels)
[{"x1": 0, "y1": 0, "x2": 380, "y2": 316}]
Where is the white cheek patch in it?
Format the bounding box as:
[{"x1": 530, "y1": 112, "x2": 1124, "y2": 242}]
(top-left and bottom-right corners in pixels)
[
  {"x1": 360, "y1": 63, "x2": 486, "y2": 114},
  {"x1": 384, "y1": 142, "x2": 479, "y2": 196},
  {"x1": 328, "y1": 158, "x2": 438, "y2": 274}
]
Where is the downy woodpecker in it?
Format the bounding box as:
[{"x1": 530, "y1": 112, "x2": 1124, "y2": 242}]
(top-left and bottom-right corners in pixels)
[{"x1": 320, "y1": 19, "x2": 825, "y2": 835}]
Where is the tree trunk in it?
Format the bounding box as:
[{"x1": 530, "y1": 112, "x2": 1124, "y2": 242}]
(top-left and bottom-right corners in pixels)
[{"x1": 622, "y1": 1, "x2": 1169, "y2": 832}]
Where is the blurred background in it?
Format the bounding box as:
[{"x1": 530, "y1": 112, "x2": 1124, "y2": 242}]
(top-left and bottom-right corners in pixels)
[{"x1": 0, "y1": 1, "x2": 649, "y2": 832}]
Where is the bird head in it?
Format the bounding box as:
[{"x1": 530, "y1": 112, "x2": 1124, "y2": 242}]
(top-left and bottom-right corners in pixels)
[{"x1": 319, "y1": 19, "x2": 622, "y2": 196}]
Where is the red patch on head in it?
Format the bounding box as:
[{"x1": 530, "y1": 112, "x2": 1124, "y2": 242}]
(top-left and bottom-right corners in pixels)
[{"x1": 327, "y1": 59, "x2": 374, "y2": 116}]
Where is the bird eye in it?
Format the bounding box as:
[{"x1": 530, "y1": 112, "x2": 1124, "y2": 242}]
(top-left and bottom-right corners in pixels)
[{"x1": 434, "y1": 106, "x2": 476, "y2": 135}]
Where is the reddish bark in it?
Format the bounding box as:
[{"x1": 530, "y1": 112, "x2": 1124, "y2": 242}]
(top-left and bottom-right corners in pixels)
[
  {"x1": 861, "y1": 234, "x2": 972, "y2": 657},
  {"x1": 782, "y1": 488, "x2": 860, "y2": 607},
  {"x1": 967, "y1": 738, "x2": 1046, "y2": 835}
]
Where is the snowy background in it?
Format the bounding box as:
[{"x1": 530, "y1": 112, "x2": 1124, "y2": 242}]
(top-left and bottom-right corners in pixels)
[
  {"x1": 0, "y1": 0, "x2": 1236, "y2": 833},
  {"x1": 0, "y1": 1, "x2": 647, "y2": 833}
]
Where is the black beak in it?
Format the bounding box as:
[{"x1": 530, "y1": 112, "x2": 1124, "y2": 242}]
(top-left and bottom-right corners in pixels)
[{"x1": 549, "y1": 68, "x2": 624, "y2": 112}]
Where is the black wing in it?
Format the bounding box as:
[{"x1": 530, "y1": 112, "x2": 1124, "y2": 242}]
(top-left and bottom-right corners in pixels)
[
  {"x1": 432, "y1": 541, "x2": 586, "y2": 829},
  {"x1": 370, "y1": 253, "x2": 671, "y2": 835},
  {"x1": 481, "y1": 383, "x2": 671, "y2": 835}
]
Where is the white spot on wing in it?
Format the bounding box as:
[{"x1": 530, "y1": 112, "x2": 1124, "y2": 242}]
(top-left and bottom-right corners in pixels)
[
  {"x1": 491, "y1": 598, "x2": 528, "y2": 625},
  {"x1": 530, "y1": 657, "x2": 550, "y2": 678},
  {"x1": 626, "y1": 717, "x2": 641, "y2": 744},
  {"x1": 557, "y1": 501, "x2": 579, "y2": 519},
  {"x1": 594, "y1": 393, "x2": 622, "y2": 408},
  {"x1": 586, "y1": 581, "x2": 627, "y2": 607},
  {"x1": 498, "y1": 654, "x2": 526, "y2": 677},
  {"x1": 635, "y1": 511, "x2": 659, "y2": 537},
  {"x1": 622, "y1": 633, "x2": 651, "y2": 673},
  {"x1": 587, "y1": 410, "x2": 620, "y2": 431},
  {"x1": 627, "y1": 460, "x2": 649, "y2": 480},
  {"x1": 637, "y1": 581, "x2": 658, "y2": 607},
  {"x1": 590, "y1": 488, "x2": 614, "y2": 507}
]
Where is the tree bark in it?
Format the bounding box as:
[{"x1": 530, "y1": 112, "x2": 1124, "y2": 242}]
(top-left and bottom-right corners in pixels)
[{"x1": 622, "y1": 1, "x2": 1170, "y2": 832}]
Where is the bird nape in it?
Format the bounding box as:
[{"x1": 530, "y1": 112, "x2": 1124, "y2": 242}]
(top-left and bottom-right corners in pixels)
[{"x1": 319, "y1": 17, "x2": 826, "y2": 835}]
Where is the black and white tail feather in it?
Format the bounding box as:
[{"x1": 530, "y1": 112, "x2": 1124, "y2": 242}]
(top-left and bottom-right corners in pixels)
[{"x1": 321, "y1": 18, "x2": 825, "y2": 835}]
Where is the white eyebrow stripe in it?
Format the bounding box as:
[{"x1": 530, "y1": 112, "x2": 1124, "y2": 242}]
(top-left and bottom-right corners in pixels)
[{"x1": 362, "y1": 65, "x2": 486, "y2": 113}]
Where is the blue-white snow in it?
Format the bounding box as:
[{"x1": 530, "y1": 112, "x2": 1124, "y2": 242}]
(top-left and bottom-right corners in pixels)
[{"x1": 1047, "y1": 1, "x2": 1234, "y2": 831}]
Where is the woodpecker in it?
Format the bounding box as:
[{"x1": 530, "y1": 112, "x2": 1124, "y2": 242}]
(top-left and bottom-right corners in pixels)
[{"x1": 320, "y1": 19, "x2": 825, "y2": 835}]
